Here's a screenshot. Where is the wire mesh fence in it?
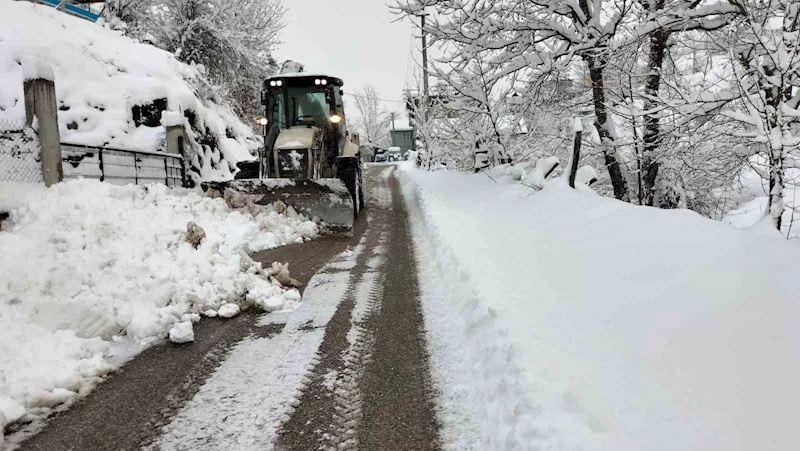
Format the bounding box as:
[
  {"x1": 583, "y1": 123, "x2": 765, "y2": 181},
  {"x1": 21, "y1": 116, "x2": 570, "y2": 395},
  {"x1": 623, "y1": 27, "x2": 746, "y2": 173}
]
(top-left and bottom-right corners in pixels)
[
  {"x1": 0, "y1": 119, "x2": 44, "y2": 184},
  {"x1": 62, "y1": 143, "x2": 186, "y2": 187}
]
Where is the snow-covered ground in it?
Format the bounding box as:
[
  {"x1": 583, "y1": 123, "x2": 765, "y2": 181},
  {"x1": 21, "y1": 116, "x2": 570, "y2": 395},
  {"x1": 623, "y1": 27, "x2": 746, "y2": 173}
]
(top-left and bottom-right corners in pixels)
[
  {"x1": 0, "y1": 180, "x2": 318, "y2": 439},
  {"x1": 722, "y1": 169, "x2": 800, "y2": 239},
  {"x1": 400, "y1": 164, "x2": 800, "y2": 451},
  {"x1": 0, "y1": 1, "x2": 259, "y2": 180}
]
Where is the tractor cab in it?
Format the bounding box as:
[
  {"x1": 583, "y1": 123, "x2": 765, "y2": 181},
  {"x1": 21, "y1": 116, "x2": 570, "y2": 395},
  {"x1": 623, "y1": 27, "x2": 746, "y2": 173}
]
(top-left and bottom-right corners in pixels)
[{"x1": 261, "y1": 75, "x2": 347, "y2": 178}]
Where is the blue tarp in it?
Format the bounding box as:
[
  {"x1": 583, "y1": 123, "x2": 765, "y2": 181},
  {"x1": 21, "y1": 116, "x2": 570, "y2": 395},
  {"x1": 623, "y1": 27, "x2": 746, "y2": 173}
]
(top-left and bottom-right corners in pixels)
[{"x1": 37, "y1": 0, "x2": 101, "y2": 22}]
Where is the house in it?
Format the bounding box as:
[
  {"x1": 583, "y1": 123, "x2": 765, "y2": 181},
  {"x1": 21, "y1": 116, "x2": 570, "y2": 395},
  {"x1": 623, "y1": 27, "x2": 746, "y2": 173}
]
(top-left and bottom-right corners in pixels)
[{"x1": 389, "y1": 117, "x2": 415, "y2": 155}]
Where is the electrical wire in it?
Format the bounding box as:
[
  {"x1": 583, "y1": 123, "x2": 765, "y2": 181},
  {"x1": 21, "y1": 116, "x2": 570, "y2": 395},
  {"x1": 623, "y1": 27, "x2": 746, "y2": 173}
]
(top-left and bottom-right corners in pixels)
[{"x1": 343, "y1": 92, "x2": 407, "y2": 104}]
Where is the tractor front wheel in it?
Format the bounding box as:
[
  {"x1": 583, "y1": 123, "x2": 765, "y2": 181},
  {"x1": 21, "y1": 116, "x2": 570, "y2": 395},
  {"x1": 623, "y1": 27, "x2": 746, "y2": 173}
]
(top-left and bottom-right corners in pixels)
[
  {"x1": 337, "y1": 157, "x2": 361, "y2": 218},
  {"x1": 357, "y1": 166, "x2": 365, "y2": 211}
]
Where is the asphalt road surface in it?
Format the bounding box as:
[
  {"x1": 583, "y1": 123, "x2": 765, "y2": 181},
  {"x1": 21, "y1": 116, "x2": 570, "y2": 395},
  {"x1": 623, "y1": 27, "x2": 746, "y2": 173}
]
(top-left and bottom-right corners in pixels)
[{"x1": 17, "y1": 164, "x2": 440, "y2": 451}]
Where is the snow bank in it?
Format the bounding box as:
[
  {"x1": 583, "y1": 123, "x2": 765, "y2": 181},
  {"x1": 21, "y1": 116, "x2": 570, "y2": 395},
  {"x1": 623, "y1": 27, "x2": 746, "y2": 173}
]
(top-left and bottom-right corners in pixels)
[
  {"x1": 0, "y1": 1, "x2": 259, "y2": 180},
  {"x1": 0, "y1": 179, "x2": 318, "y2": 430},
  {"x1": 400, "y1": 168, "x2": 800, "y2": 450}
]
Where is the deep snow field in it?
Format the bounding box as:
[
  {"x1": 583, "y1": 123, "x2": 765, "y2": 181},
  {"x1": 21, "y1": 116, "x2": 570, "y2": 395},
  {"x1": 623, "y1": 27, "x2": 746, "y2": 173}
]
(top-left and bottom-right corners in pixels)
[
  {"x1": 0, "y1": 180, "x2": 318, "y2": 439},
  {"x1": 401, "y1": 163, "x2": 800, "y2": 451}
]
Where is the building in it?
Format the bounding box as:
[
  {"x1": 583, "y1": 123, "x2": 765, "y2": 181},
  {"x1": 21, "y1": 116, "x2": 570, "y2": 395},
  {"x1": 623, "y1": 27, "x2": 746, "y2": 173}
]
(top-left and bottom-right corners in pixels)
[{"x1": 389, "y1": 117, "x2": 415, "y2": 155}]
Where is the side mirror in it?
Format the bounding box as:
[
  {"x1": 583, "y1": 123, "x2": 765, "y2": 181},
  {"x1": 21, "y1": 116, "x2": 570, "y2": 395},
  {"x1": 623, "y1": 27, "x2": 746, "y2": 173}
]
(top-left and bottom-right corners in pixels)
[
  {"x1": 260, "y1": 90, "x2": 267, "y2": 105},
  {"x1": 340, "y1": 89, "x2": 344, "y2": 96}
]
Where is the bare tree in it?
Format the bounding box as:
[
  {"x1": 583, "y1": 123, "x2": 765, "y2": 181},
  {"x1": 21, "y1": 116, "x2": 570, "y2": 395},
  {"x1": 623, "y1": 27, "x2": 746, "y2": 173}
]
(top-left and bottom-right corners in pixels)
[
  {"x1": 394, "y1": 0, "x2": 636, "y2": 199},
  {"x1": 129, "y1": 0, "x2": 285, "y2": 120},
  {"x1": 350, "y1": 85, "x2": 390, "y2": 148},
  {"x1": 720, "y1": 0, "x2": 800, "y2": 230}
]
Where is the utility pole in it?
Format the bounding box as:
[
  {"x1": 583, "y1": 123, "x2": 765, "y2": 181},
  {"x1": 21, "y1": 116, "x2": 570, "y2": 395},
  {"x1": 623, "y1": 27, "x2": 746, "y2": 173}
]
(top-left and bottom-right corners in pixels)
[
  {"x1": 419, "y1": 12, "x2": 431, "y2": 169},
  {"x1": 420, "y1": 14, "x2": 429, "y2": 98},
  {"x1": 390, "y1": 112, "x2": 396, "y2": 146}
]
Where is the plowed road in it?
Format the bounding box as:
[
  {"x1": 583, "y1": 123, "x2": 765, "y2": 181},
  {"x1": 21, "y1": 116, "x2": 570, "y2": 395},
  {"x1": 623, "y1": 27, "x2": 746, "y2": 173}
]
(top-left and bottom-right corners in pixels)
[{"x1": 18, "y1": 164, "x2": 441, "y2": 451}]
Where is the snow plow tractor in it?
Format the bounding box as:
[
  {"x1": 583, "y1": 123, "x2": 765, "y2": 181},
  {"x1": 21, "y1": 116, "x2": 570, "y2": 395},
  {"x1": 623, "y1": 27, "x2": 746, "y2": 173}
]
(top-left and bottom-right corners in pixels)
[{"x1": 203, "y1": 72, "x2": 364, "y2": 232}]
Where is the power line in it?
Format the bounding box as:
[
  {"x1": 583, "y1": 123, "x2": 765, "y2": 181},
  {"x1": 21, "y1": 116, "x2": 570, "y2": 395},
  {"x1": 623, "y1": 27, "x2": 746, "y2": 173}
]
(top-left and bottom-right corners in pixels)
[{"x1": 343, "y1": 92, "x2": 407, "y2": 104}]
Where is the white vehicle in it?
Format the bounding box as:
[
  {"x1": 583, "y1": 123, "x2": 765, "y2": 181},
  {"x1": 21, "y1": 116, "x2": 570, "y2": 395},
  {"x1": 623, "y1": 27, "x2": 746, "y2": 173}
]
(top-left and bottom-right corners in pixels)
[{"x1": 386, "y1": 147, "x2": 402, "y2": 162}]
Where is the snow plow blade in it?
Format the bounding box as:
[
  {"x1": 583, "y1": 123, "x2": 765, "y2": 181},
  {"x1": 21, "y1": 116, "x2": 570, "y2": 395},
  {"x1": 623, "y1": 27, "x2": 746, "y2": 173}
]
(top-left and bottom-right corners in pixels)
[{"x1": 202, "y1": 179, "x2": 355, "y2": 232}]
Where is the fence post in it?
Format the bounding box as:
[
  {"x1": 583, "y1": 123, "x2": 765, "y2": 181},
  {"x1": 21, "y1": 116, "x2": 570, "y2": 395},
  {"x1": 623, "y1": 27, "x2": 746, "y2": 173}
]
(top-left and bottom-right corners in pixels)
[
  {"x1": 23, "y1": 60, "x2": 62, "y2": 187},
  {"x1": 568, "y1": 118, "x2": 582, "y2": 189},
  {"x1": 164, "y1": 157, "x2": 170, "y2": 186},
  {"x1": 179, "y1": 157, "x2": 187, "y2": 188},
  {"x1": 98, "y1": 148, "x2": 105, "y2": 181},
  {"x1": 166, "y1": 124, "x2": 187, "y2": 187}
]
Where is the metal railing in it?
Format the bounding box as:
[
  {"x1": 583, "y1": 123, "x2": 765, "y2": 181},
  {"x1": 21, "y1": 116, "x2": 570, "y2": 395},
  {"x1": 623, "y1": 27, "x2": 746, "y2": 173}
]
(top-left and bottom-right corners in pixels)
[
  {"x1": 61, "y1": 143, "x2": 186, "y2": 187},
  {"x1": 1, "y1": 120, "x2": 43, "y2": 184}
]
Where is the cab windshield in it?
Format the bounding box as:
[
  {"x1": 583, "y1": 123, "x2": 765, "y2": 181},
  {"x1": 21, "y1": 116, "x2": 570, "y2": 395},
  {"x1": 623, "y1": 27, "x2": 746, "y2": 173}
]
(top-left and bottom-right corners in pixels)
[{"x1": 271, "y1": 88, "x2": 330, "y2": 129}]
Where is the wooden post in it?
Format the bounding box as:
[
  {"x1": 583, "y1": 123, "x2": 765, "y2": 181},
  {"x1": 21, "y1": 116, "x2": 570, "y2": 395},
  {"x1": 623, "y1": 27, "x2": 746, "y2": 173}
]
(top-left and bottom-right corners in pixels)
[
  {"x1": 568, "y1": 118, "x2": 582, "y2": 189},
  {"x1": 165, "y1": 124, "x2": 186, "y2": 185},
  {"x1": 24, "y1": 76, "x2": 62, "y2": 187}
]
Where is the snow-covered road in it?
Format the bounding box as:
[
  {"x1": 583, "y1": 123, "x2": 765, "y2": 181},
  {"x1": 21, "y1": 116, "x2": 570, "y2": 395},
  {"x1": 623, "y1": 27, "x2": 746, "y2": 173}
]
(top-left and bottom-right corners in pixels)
[
  {"x1": 10, "y1": 162, "x2": 796, "y2": 451},
  {"x1": 14, "y1": 165, "x2": 441, "y2": 451}
]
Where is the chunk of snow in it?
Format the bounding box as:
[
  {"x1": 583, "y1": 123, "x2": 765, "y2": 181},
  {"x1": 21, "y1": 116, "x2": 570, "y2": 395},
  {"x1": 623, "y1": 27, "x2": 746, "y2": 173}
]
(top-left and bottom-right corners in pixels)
[
  {"x1": 160, "y1": 111, "x2": 184, "y2": 127},
  {"x1": 523, "y1": 156, "x2": 559, "y2": 188},
  {"x1": 203, "y1": 309, "x2": 218, "y2": 318},
  {"x1": 0, "y1": 393, "x2": 25, "y2": 424},
  {"x1": 508, "y1": 163, "x2": 528, "y2": 181},
  {"x1": 575, "y1": 165, "x2": 598, "y2": 186},
  {"x1": 572, "y1": 117, "x2": 583, "y2": 133},
  {"x1": 0, "y1": 179, "x2": 318, "y2": 426},
  {"x1": 218, "y1": 303, "x2": 241, "y2": 318},
  {"x1": 21, "y1": 55, "x2": 54, "y2": 82},
  {"x1": 169, "y1": 321, "x2": 194, "y2": 344}
]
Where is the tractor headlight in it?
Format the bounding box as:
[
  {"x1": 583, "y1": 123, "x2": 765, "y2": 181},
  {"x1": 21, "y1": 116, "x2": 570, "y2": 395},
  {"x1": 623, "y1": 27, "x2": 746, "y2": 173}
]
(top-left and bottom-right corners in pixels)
[
  {"x1": 276, "y1": 80, "x2": 283, "y2": 87},
  {"x1": 269, "y1": 81, "x2": 276, "y2": 87},
  {"x1": 321, "y1": 79, "x2": 328, "y2": 85},
  {"x1": 256, "y1": 117, "x2": 268, "y2": 126},
  {"x1": 314, "y1": 79, "x2": 321, "y2": 85},
  {"x1": 330, "y1": 114, "x2": 342, "y2": 124}
]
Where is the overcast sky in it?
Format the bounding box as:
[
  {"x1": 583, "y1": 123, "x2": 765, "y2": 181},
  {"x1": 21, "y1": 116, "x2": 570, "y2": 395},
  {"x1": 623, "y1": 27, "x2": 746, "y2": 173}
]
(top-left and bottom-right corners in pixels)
[{"x1": 274, "y1": 1, "x2": 416, "y2": 115}]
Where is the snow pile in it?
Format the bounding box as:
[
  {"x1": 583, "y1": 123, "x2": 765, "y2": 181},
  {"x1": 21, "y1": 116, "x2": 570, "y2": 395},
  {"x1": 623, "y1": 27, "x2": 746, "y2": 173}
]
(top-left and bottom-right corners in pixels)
[
  {"x1": 0, "y1": 1, "x2": 259, "y2": 180},
  {"x1": 400, "y1": 167, "x2": 800, "y2": 450},
  {"x1": 0, "y1": 179, "x2": 318, "y2": 431}
]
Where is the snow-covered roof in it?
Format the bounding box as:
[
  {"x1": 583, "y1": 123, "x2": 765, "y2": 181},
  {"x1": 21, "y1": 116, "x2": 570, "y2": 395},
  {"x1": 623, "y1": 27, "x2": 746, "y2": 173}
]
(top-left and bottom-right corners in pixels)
[
  {"x1": 277, "y1": 72, "x2": 341, "y2": 79},
  {"x1": 271, "y1": 72, "x2": 344, "y2": 87},
  {"x1": 391, "y1": 118, "x2": 414, "y2": 132}
]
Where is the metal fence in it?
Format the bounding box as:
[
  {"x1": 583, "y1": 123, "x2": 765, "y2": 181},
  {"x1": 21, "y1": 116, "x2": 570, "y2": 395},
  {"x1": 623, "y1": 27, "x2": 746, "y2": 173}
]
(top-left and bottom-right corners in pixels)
[
  {"x1": 0, "y1": 119, "x2": 44, "y2": 183},
  {"x1": 62, "y1": 143, "x2": 186, "y2": 187}
]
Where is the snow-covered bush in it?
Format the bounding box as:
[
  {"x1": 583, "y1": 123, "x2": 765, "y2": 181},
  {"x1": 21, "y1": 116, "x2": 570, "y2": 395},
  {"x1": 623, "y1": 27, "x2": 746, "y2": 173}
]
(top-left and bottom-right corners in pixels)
[{"x1": 136, "y1": 0, "x2": 286, "y2": 122}]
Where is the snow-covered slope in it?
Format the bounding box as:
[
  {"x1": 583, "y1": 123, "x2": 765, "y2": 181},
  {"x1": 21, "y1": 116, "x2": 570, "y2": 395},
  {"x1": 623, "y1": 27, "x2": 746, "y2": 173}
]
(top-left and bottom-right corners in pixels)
[
  {"x1": 0, "y1": 180, "x2": 318, "y2": 438},
  {"x1": 400, "y1": 165, "x2": 800, "y2": 451},
  {"x1": 0, "y1": 1, "x2": 258, "y2": 180}
]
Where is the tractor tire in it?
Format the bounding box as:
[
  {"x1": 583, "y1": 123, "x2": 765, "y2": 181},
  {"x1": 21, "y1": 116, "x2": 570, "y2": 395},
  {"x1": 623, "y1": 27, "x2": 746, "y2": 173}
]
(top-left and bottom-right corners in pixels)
[
  {"x1": 357, "y1": 164, "x2": 365, "y2": 211},
  {"x1": 338, "y1": 159, "x2": 360, "y2": 218}
]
